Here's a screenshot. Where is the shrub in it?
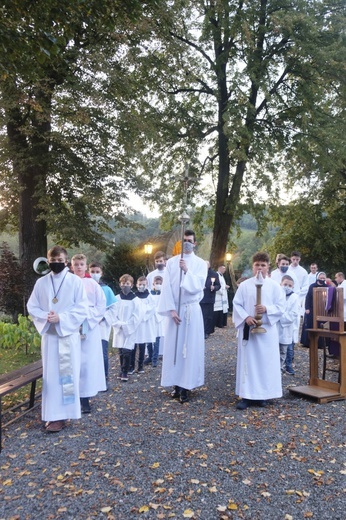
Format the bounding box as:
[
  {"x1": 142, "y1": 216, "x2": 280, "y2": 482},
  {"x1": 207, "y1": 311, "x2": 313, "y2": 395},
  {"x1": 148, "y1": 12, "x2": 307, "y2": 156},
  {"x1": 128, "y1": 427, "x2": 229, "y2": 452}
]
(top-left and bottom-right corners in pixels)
[{"x1": 0, "y1": 315, "x2": 41, "y2": 355}]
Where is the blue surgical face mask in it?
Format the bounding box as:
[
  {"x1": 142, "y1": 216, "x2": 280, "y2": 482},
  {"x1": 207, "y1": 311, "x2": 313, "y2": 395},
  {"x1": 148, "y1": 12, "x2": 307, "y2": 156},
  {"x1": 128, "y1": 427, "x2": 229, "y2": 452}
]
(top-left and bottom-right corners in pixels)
[{"x1": 279, "y1": 265, "x2": 289, "y2": 273}]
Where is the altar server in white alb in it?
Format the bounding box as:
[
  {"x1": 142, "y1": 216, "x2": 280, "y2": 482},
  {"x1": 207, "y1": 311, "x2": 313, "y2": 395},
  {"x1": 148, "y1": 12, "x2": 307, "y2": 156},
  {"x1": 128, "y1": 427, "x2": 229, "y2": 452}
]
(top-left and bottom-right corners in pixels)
[
  {"x1": 71, "y1": 254, "x2": 107, "y2": 414},
  {"x1": 158, "y1": 229, "x2": 207, "y2": 403},
  {"x1": 233, "y1": 251, "x2": 285, "y2": 411},
  {"x1": 27, "y1": 246, "x2": 89, "y2": 433}
]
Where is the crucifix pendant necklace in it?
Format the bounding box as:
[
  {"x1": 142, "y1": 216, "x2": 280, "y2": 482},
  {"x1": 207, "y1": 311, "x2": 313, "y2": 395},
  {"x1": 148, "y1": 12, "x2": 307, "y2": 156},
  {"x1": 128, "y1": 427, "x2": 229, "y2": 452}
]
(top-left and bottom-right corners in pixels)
[{"x1": 51, "y1": 271, "x2": 68, "y2": 304}]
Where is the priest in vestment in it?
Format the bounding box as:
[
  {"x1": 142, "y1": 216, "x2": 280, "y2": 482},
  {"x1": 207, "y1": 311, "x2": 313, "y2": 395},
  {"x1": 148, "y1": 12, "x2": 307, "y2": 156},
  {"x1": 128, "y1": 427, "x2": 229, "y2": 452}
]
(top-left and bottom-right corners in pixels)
[
  {"x1": 158, "y1": 230, "x2": 207, "y2": 403},
  {"x1": 233, "y1": 252, "x2": 285, "y2": 410},
  {"x1": 27, "y1": 246, "x2": 89, "y2": 432}
]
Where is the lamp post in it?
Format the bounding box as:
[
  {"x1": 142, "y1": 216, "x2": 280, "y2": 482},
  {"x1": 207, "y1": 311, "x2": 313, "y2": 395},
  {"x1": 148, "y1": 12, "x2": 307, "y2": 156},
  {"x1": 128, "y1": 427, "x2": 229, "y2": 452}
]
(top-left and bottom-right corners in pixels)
[{"x1": 144, "y1": 243, "x2": 153, "y2": 274}]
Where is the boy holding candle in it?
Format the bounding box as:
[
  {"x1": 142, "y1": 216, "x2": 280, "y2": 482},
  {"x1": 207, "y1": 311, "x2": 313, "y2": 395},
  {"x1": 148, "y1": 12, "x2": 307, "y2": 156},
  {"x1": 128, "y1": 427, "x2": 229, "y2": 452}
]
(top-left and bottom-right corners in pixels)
[{"x1": 233, "y1": 252, "x2": 285, "y2": 410}]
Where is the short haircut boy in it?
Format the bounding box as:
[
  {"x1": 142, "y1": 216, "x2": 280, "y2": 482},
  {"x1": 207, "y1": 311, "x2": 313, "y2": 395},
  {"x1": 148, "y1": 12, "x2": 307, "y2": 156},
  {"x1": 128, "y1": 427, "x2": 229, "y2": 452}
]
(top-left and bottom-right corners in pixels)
[
  {"x1": 154, "y1": 251, "x2": 166, "y2": 260},
  {"x1": 281, "y1": 275, "x2": 294, "y2": 284},
  {"x1": 48, "y1": 245, "x2": 68, "y2": 259},
  {"x1": 137, "y1": 276, "x2": 147, "y2": 283},
  {"x1": 89, "y1": 261, "x2": 103, "y2": 269},
  {"x1": 253, "y1": 252, "x2": 270, "y2": 264},
  {"x1": 278, "y1": 255, "x2": 290, "y2": 263},
  {"x1": 184, "y1": 229, "x2": 196, "y2": 241},
  {"x1": 120, "y1": 274, "x2": 134, "y2": 285},
  {"x1": 153, "y1": 275, "x2": 163, "y2": 283},
  {"x1": 72, "y1": 253, "x2": 87, "y2": 262}
]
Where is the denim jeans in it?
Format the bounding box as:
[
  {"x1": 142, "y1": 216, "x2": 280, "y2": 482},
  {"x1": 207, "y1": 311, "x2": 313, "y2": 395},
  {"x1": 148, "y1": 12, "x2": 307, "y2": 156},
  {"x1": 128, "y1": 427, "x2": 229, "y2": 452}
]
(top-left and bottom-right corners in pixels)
[
  {"x1": 101, "y1": 339, "x2": 109, "y2": 379},
  {"x1": 131, "y1": 343, "x2": 146, "y2": 371},
  {"x1": 285, "y1": 342, "x2": 295, "y2": 374},
  {"x1": 146, "y1": 337, "x2": 160, "y2": 365},
  {"x1": 119, "y1": 348, "x2": 132, "y2": 374}
]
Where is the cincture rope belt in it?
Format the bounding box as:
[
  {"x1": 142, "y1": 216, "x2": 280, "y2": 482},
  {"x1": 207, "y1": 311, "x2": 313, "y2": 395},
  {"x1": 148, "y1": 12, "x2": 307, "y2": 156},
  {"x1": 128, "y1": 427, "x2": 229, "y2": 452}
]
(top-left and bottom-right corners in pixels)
[{"x1": 182, "y1": 304, "x2": 191, "y2": 358}]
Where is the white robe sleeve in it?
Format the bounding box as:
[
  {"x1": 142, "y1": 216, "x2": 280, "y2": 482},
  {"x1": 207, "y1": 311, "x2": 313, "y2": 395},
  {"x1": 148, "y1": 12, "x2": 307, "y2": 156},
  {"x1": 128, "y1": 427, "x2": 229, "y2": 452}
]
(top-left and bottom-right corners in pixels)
[{"x1": 85, "y1": 280, "x2": 106, "y2": 331}]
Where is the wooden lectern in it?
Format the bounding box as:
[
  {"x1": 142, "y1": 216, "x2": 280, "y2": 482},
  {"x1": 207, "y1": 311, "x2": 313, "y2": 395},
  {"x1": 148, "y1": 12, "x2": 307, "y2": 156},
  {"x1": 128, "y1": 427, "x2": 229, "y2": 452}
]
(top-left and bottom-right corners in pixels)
[{"x1": 289, "y1": 287, "x2": 346, "y2": 403}]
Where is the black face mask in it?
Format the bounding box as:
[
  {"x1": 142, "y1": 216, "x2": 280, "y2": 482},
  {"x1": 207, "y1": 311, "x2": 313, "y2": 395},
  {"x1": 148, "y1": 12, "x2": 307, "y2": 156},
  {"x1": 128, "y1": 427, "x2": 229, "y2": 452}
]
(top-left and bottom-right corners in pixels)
[
  {"x1": 157, "y1": 264, "x2": 165, "y2": 271},
  {"x1": 317, "y1": 280, "x2": 326, "y2": 286},
  {"x1": 49, "y1": 262, "x2": 66, "y2": 274}
]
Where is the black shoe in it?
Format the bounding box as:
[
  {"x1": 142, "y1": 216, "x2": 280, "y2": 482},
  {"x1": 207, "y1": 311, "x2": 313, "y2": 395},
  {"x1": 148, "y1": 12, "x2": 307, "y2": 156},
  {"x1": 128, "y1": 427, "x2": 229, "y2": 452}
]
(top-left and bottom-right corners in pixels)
[
  {"x1": 179, "y1": 389, "x2": 189, "y2": 403},
  {"x1": 144, "y1": 358, "x2": 152, "y2": 365},
  {"x1": 236, "y1": 399, "x2": 249, "y2": 410},
  {"x1": 80, "y1": 397, "x2": 91, "y2": 414},
  {"x1": 257, "y1": 400, "x2": 267, "y2": 407},
  {"x1": 171, "y1": 386, "x2": 181, "y2": 399}
]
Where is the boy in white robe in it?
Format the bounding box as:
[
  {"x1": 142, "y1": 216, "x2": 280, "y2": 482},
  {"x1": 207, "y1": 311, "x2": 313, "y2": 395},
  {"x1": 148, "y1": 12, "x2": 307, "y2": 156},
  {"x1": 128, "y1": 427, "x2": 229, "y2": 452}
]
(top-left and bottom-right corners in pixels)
[
  {"x1": 132, "y1": 276, "x2": 156, "y2": 373},
  {"x1": 89, "y1": 261, "x2": 118, "y2": 385},
  {"x1": 158, "y1": 230, "x2": 207, "y2": 403},
  {"x1": 278, "y1": 275, "x2": 300, "y2": 375},
  {"x1": 145, "y1": 275, "x2": 165, "y2": 366},
  {"x1": 112, "y1": 274, "x2": 142, "y2": 382},
  {"x1": 147, "y1": 251, "x2": 167, "y2": 290},
  {"x1": 27, "y1": 246, "x2": 89, "y2": 433},
  {"x1": 71, "y1": 254, "x2": 107, "y2": 413},
  {"x1": 233, "y1": 252, "x2": 285, "y2": 410}
]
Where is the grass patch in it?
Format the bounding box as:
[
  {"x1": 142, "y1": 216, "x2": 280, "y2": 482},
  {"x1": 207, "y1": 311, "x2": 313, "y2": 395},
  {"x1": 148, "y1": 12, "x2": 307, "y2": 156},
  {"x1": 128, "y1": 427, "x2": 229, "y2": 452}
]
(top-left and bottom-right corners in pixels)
[{"x1": 0, "y1": 347, "x2": 42, "y2": 410}]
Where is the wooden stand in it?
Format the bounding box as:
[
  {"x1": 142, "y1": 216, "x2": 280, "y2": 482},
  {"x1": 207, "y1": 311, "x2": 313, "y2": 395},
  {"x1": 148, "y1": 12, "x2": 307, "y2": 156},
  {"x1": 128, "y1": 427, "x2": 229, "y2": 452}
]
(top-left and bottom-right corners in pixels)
[{"x1": 289, "y1": 287, "x2": 346, "y2": 404}]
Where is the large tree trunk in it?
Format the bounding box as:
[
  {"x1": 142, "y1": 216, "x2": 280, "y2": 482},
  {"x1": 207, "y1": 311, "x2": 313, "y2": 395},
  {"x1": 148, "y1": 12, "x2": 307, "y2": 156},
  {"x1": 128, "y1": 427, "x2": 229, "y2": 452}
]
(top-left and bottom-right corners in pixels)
[
  {"x1": 7, "y1": 82, "x2": 51, "y2": 298},
  {"x1": 209, "y1": 0, "x2": 266, "y2": 269}
]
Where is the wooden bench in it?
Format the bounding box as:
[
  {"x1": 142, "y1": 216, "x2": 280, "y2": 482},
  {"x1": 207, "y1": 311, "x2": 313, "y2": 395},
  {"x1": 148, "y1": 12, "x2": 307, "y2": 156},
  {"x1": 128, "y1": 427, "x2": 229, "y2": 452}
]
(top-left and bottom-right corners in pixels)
[{"x1": 0, "y1": 359, "x2": 42, "y2": 452}]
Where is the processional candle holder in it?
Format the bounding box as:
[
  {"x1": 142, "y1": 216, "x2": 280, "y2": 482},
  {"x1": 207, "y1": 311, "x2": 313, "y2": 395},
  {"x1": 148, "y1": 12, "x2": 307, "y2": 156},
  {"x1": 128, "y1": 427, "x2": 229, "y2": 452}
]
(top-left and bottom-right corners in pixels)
[
  {"x1": 211, "y1": 277, "x2": 215, "y2": 287},
  {"x1": 251, "y1": 270, "x2": 267, "y2": 334}
]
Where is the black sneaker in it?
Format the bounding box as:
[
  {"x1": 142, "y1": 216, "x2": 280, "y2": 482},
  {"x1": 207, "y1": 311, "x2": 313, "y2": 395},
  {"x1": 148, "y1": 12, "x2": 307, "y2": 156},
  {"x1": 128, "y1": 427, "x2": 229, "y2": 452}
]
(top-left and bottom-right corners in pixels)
[
  {"x1": 144, "y1": 358, "x2": 152, "y2": 365},
  {"x1": 171, "y1": 386, "x2": 180, "y2": 399},
  {"x1": 80, "y1": 397, "x2": 91, "y2": 413},
  {"x1": 120, "y1": 373, "x2": 128, "y2": 382},
  {"x1": 236, "y1": 399, "x2": 249, "y2": 410},
  {"x1": 257, "y1": 400, "x2": 267, "y2": 407},
  {"x1": 179, "y1": 389, "x2": 189, "y2": 404}
]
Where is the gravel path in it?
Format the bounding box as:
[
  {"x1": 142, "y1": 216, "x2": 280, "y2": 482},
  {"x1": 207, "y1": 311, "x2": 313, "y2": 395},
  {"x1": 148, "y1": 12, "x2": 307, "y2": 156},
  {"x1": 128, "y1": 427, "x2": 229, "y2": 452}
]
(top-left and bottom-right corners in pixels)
[{"x1": 1, "y1": 322, "x2": 345, "y2": 519}]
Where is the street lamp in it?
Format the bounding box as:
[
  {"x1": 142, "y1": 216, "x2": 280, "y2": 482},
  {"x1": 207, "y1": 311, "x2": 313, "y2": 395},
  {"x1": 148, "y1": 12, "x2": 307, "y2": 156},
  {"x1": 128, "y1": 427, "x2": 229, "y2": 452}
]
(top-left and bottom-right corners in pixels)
[{"x1": 144, "y1": 243, "x2": 153, "y2": 274}]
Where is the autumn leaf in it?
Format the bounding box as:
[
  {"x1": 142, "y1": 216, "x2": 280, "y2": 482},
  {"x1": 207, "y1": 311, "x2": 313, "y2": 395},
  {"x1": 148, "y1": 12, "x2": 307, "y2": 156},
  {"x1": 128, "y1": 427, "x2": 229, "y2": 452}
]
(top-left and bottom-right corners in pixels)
[
  {"x1": 139, "y1": 505, "x2": 149, "y2": 513},
  {"x1": 183, "y1": 509, "x2": 194, "y2": 518},
  {"x1": 150, "y1": 462, "x2": 160, "y2": 469},
  {"x1": 100, "y1": 506, "x2": 112, "y2": 513}
]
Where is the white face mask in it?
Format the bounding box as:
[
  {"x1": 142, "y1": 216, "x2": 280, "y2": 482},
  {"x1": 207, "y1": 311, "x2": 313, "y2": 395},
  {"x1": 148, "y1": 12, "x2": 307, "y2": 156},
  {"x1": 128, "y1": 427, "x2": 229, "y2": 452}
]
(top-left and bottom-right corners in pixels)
[
  {"x1": 154, "y1": 284, "x2": 162, "y2": 291},
  {"x1": 183, "y1": 241, "x2": 194, "y2": 254},
  {"x1": 282, "y1": 285, "x2": 293, "y2": 295},
  {"x1": 90, "y1": 273, "x2": 101, "y2": 282},
  {"x1": 137, "y1": 285, "x2": 146, "y2": 292}
]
